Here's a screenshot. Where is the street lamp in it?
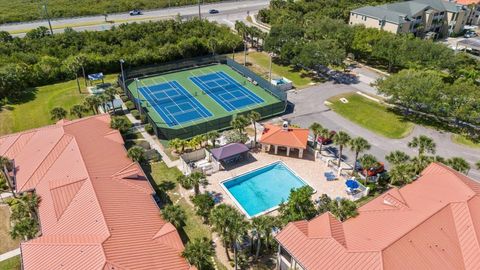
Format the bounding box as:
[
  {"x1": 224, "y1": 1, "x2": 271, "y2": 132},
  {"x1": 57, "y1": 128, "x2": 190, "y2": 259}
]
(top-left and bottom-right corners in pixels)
[
  {"x1": 134, "y1": 78, "x2": 142, "y2": 117},
  {"x1": 269, "y1": 52, "x2": 273, "y2": 84},
  {"x1": 42, "y1": 0, "x2": 54, "y2": 35},
  {"x1": 119, "y1": 59, "x2": 126, "y2": 92}
]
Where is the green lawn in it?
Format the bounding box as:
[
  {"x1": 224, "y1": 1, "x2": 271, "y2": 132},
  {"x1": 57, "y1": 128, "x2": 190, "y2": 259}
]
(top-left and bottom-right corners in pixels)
[
  {"x1": 0, "y1": 205, "x2": 20, "y2": 254},
  {"x1": 452, "y1": 134, "x2": 480, "y2": 148},
  {"x1": 0, "y1": 256, "x2": 21, "y2": 270},
  {"x1": 144, "y1": 162, "x2": 211, "y2": 240},
  {"x1": 234, "y1": 51, "x2": 317, "y2": 88},
  {"x1": 328, "y1": 93, "x2": 414, "y2": 139},
  {"x1": 0, "y1": 74, "x2": 117, "y2": 136}
]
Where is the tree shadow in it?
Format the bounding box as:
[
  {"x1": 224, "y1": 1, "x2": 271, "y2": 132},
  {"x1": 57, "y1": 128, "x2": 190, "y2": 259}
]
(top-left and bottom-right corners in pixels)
[{"x1": 7, "y1": 87, "x2": 38, "y2": 105}]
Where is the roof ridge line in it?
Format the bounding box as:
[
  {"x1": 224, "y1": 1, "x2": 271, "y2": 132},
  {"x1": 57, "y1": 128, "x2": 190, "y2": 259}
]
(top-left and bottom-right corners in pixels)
[
  {"x1": 70, "y1": 136, "x2": 111, "y2": 242},
  {"x1": 380, "y1": 202, "x2": 454, "y2": 252},
  {"x1": 50, "y1": 177, "x2": 88, "y2": 190},
  {"x1": 3, "y1": 130, "x2": 36, "y2": 157},
  {"x1": 429, "y1": 163, "x2": 479, "y2": 195},
  {"x1": 19, "y1": 133, "x2": 73, "y2": 191}
]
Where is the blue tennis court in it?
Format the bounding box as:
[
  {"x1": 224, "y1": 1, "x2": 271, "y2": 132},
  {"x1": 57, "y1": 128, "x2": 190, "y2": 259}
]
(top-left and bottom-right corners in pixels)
[
  {"x1": 138, "y1": 80, "x2": 212, "y2": 127},
  {"x1": 189, "y1": 71, "x2": 264, "y2": 112}
]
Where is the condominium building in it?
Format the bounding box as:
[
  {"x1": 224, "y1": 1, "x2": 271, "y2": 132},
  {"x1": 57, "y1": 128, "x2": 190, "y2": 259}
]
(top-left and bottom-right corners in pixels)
[
  {"x1": 275, "y1": 163, "x2": 480, "y2": 270},
  {"x1": 349, "y1": 0, "x2": 469, "y2": 37},
  {"x1": 456, "y1": 0, "x2": 480, "y2": 25}
]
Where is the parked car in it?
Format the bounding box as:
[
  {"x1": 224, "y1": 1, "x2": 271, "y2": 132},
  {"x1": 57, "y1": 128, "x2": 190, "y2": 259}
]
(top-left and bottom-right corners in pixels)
[
  {"x1": 129, "y1": 9, "x2": 142, "y2": 16},
  {"x1": 209, "y1": 9, "x2": 219, "y2": 14},
  {"x1": 464, "y1": 31, "x2": 477, "y2": 38},
  {"x1": 363, "y1": 162, "x2": 385, "y2": 177},
  {"x1": 317, "y1": 131, "x2": 336, "y2": 145}
]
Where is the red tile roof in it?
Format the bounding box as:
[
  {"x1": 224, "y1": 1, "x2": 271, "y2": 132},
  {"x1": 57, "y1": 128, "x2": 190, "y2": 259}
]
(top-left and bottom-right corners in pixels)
[
  {"x1": 275, "y1": 163, "x2": 480, "y2": 270},
  {"x1": 259, "y1": 124, "x2": 309, "y2": 149},
  {"x1": 456, "y1": 0, "x2": 480, "y2": 5},
  {"x1": 0, "y1": 115, "x2": 191, "y2": 270}
]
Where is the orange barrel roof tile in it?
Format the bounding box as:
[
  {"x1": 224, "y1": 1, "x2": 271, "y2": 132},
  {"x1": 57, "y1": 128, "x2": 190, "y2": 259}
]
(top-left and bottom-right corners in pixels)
[{"x1": 259, "y1": 124, "x2": 309, "y2": 149}]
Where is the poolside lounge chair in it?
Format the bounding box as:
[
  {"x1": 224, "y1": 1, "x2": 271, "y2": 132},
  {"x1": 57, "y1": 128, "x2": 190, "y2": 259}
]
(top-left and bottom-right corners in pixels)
[{"x1": 324, "y1": 171, "x2": 338, "y2": 181}]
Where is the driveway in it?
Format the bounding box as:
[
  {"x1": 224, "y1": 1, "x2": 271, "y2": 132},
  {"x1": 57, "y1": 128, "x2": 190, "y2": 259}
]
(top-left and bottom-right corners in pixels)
[{"x1": 282, "y1": 80, "x2": 480, "y2": 180}]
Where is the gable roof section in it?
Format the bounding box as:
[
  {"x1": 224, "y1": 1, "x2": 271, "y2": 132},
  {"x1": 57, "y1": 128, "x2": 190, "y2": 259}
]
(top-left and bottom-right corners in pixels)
[
  {"x1": 276, "y1": 163, "x2": 480, "y2": 270},
  {"x1": 0, "y1": 115, "x2": 191, "y2": 270},
  {"x1": 259, "y1": 124, "x2": 309, "y2": 149}
]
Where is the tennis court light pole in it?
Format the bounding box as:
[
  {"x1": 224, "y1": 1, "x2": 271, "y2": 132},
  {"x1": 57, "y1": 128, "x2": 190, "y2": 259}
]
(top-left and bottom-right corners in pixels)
[
  {"x1": 198, "y1": 0, "x2": 201, "y2": 19},
  {"x1": 269, "y1": 52, "x2": 273, "y2": 84},
  {"x1": 119, "y1": 59, "x2": 126, "y2": 92},
  {"x1": 134, "y1": 78, "x2": 142, "y2": 117}
]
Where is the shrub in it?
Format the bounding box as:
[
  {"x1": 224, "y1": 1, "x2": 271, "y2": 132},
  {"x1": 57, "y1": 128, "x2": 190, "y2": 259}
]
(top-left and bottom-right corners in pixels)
[
  {"x1": 145, "y1": 123, "x2": 154, "y2": 135},
  {"x1": 124, "y1": 101, "x2": 135, "y2": 110},
  {"x1": 131, "y1": 109, "x2": 140, "y2": 119},
  {"x1": 120, "y1": 95, "x2": 129, "y2": 102},
  {"x1": 136, "y1": 140, "x2": 151, "y2": 150},
  {"x1": 144, "y1": 149, "x2": 162, "y2": 162},
  {"x1": 140, "y1": 114, "x2": 147, "y2": 124}
]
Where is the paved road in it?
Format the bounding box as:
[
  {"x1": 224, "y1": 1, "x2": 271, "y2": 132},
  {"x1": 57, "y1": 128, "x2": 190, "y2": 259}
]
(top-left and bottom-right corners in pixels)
[
  {"x1": 0, "y1": 0, "x2": 269, "y2": 37},
  {"x1": 283, "y1": 74, "x2": 480, "y2": 181}
]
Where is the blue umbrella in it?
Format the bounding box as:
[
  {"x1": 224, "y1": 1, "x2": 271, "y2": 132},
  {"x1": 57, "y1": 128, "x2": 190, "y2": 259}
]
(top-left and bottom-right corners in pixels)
[{"x1": 346, "y1": 179, "x2": 359, "y2": 189}]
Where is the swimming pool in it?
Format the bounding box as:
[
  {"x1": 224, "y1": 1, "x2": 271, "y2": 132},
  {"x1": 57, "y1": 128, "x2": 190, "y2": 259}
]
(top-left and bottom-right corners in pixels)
[{"x1": 221, "y1": 161, "x2": 312, "y2": 218}]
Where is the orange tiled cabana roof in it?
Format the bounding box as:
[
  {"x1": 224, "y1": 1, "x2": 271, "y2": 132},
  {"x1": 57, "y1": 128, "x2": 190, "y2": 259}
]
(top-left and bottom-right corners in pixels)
[
  {"x1": 276, "y1": 163, "x2": 480, "y2": 270},
  {"x1": 0, "y1": 115, "x2": 192, "y2": 270},
  {"x1": 259, "y1": 124, "x2": 309, "y2": 149}
]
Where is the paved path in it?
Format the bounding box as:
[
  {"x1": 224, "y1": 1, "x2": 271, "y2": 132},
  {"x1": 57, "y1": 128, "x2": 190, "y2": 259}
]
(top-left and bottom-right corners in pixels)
[
  {"x1": 285, "y1": 79, "x2": 480, "y2": 181},
  {"x1": 0, "y1": 0, "x2": 269, "y2": 37},
  {"x1": 0, "y1": 248, "x2": 20, "y2": 262}
]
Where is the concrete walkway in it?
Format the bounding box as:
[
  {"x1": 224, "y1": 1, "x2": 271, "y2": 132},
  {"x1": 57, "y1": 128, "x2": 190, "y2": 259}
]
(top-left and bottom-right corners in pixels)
[
  {"x1": 0, "y1": 248, "x2": 20, "y2": 262},
  {"x1": 118, "y1": 97, "x2": 180, "y2": 168}
]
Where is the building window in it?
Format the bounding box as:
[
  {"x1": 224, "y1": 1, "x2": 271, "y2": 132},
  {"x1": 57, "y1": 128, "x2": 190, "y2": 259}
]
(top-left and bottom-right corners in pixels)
[
  {"x1": 416, "y1": 16, "x2": 422, "y2": 20},
  {"x1": 280, "y1": 247, "x2": 292, "y2": 263},
  {"x1": 440, "y1": 12, "x2": 444, "y2": 16}
]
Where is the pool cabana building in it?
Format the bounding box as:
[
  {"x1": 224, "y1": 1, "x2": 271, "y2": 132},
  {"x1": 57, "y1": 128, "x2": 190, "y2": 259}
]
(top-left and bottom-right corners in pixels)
[
  {"x1": 259, "y1": 122, "x2": 309, "y2": 158},
  {"x1": 210, "y1": 143, "x2": 250, "y2": 169}
]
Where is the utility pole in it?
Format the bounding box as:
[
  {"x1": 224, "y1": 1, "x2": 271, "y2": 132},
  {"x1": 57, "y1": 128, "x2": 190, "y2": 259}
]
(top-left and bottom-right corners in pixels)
[
  {"x1": 42, "y1": 0, "x2": 54, "y2": 35},
  {"x1": 198, "y1": 0, "x2": 201, "y2": 19},
  {"x1": 243, "y1": 37, "x2": 247, "y2": 66}
]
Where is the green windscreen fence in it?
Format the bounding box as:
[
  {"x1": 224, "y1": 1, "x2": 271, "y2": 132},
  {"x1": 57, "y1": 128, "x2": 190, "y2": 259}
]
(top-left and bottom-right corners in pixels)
[{"x1": 119, "y1": 55, "x2": 287, "y2": 140}]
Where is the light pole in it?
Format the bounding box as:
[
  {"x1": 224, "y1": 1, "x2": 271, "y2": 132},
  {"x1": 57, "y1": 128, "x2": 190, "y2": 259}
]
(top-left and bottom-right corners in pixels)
[
  {"x1": 198, "y1": 0, "x2": 201, "y2": 19},
  {"x1": 134, "y1": 78, "x2": 142, "y2": 117},
  {"x1": 42, "y1": 0, "x2": 54, "y2": 35},
  {"x1": 269, "y1": 53, "x2": 273, "y2": 84},
  {"x1": 243, "y1": 36, "x2": 247, "y2": 67},
  {"x1": 119, "y1": 59, "x2": 126, "y2": 92}
]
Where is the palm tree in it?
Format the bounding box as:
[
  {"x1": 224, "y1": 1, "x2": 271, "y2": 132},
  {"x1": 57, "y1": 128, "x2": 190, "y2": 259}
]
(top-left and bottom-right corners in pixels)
[
  {"x1": 210, "y1": 204, "x2": 236, "y2": 261},
  {"x1": 247, "y1": 111, "x2": 261, "y2": 146},
  {"x1": 227, "y1": 210, "x2": 249, "y2": 270},
  {"x1": 50, "y1": 107, "x2": 67, "y2": 121},
  {"x1": 389, "y1": 163, "x2": 417, "y2": 185},
  {"x1": 104, "y1": 87, "x2": 117, "y2": 113},
  {"x1": 192, "y1": 194, "x2": 215, "y2": 223},
  {"x1": 161, "y1": 204, "x2": 185, "y2": 228},
  {"x1": 411, "y1": 155, "x2": 434, "y2": 174},
  {"x1": 318, "y1": 128, "x2": 330, "y2": 155},
  {"x1": 333, "y1": 131, "x2": 351, "y2": 167},
  {"x1": 110, "y1": 116, "x2": 131, "y2": 134},
  {"x1": 188, "y1": 136, "x2": 202, "y2": 151},
  {"x1": 349, "y1": 137, "x2": 371, "y2": 175},
  {"x1": 329, "y1": 199, "x2": 358, "y2": 221},
  {"x1": 84, "y1": 95, "x2": 101, "y2": 114},
  {"x1": 251, "y1": 215, "x2": 276, "y2": 260},
  {"x1": 0, "y1": 156, "x2": 16, "y2": 198},
  {"x1": 408, "y1": 135, "x2": 436, "y2": 156},
  {"x1": 182, "y1": 237, "x2": 214, "y2": 270},
  {"x1": 70, "y1": 104, "x2": 87, "y2": 118},
  {"x1": 385, "y1": 150, "x2": 410, "y2": 166},
  {"x1": 206, "y1": 131, "x2": 220, "y2": 148},
  {"x1": 359, "y1": 154, "x2": 377, "y2": 184},
  {"x1": 169, "y1": 138, "x2": 182, "y2": 153},
  {"x1": 98, "y1": 93, "x2": 110, "y2": 113},
  {"x1": 178, "y1": 172, "x2": 207, "y2": 196},
  {"x1": 309, "y1": 122, "x2": 323, "y2": 149},
  {"x1": 230, "y1": 115, "x2": 249, "y2": 133},
  {"x1": 446, "y1": 157, "x2": 471, "y2": 174},
  {"x1": 127, "y1": 146, "x2": 145, "y2": 163}
]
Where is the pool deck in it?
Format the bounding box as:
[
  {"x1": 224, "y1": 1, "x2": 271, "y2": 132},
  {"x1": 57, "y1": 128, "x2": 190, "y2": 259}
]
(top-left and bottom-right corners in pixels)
[{"x1": 200, "y1": 149, "x2": 351, "y2": 217}]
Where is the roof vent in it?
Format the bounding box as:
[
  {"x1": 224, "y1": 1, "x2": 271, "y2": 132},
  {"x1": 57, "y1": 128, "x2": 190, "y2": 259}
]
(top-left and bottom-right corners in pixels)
[{"x1": 282, "y1": 121, "x2": 289, "y2": 131}]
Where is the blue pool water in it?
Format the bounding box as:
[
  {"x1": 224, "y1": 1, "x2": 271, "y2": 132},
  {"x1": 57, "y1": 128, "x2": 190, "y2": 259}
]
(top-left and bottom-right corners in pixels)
[{"x1": 222, "y1": 162, "x2": 308, "y2": 217}]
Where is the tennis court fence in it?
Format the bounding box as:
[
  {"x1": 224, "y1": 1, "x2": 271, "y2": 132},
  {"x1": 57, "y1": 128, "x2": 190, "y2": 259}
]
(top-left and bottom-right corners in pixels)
[{"x1": 119, "y1": 55, "x2": 287, "y2": 102}]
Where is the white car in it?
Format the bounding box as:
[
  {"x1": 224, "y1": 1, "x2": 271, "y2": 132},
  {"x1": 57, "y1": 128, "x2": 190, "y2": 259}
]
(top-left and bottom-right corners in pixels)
[{"x1": 129, "y1": 9, "x2": 142, "y2": 16}]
